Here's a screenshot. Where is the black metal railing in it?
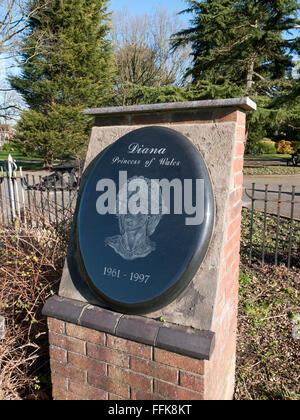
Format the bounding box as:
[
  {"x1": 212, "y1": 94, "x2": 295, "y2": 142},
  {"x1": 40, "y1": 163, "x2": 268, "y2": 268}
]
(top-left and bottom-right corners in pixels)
[
  {"x1": 242, "y1": 183, "x2": 300, "y2": 269},
  {"x1": 1, "y1": 156, "x2": 299, "y2": 270}
]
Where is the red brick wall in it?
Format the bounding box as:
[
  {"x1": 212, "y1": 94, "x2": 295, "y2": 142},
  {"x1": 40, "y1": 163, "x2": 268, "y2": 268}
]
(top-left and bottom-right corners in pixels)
[
  {"x1": 208, "y1": 110, "x2": 246, "y2": 399},
  {"x1": 48, "y1": 318, "x2": 207, "y2": 400}
]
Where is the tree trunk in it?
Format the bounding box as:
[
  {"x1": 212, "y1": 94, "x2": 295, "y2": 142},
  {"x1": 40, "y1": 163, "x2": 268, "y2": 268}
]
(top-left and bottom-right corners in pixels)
[
  {"x1": 246, "y1": 59, "x2": 255, "y2": 94},
  {"x1": 44, "y1": 152, "x2": 54, "y2": 170}
]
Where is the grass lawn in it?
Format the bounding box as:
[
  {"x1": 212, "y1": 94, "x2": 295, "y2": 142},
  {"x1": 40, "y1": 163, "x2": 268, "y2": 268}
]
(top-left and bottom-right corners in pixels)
[
  {"x1": 0, "y1": 152, "x2": 44, "y2": 171},
  {"x1": 0, "y1": 151, "x2": 42, "y2": 161},
  {"x1": 0, "y1": 151, "x2": 74, "y2": 171},
  {"x1": 245, "y1": 154, "x2": 291, "y2": 160},
  {"x1": 244, "y1": 153, "x2": 300, "y2": 175}
]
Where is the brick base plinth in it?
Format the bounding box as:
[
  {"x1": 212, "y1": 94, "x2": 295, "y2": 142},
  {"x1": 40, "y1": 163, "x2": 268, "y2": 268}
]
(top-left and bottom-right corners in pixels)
[
  {"x1": 47, "y1": 318, "x2": 210, "y2": 401},
  {"x1": 43, "y1": 294, "x2": 234, "y2": 400}
]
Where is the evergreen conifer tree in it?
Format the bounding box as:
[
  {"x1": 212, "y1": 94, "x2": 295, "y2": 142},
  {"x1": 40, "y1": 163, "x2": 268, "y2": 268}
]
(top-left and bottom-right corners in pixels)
[
  {"x1": 172, "y1": 1, "x2": 299, "y2": 147},
  {"x1": 173, "y1": 0, "x2": 299, "y2": 97},
  {"x1": 10, "y1": 0, "x2": 114, "y2": 166}
]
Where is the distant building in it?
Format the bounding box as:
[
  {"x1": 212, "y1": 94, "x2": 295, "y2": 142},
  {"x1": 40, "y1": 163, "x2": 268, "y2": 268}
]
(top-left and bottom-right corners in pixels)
[{"x1": 0, "y1": 124, "x2": 13, "y2": 146}]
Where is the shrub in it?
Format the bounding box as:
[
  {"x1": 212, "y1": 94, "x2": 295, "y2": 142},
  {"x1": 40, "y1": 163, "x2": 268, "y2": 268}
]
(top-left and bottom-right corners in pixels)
[
  {"x1": 0, "y1": 211, "x2": 70, "y2": 399},
  {"x1": 0, "y1": 141, "x2": 21, "y2": 154},
  {"x1": 276, "y1": 140, "x2": 294, "y2": 154},
  {"x1": 0, "y1": 329, "x2": 38, "y2": 400},
  {"x1": 247, "y1": 140, "x2": 277, "y2": 155},
  {"x1": 260, "y1": 142, "x2": 277, "y2": 154},
  {"x1": 261, "y1": 137, "x2": 275, "y2": 146}
]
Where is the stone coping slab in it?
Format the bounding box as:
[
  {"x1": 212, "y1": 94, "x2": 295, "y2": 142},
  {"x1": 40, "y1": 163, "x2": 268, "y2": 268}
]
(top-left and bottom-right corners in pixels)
[
  {"x1": 42, "y1": 295, "x2": 215, "y2": 360},
  {"x1": 83, "y1": 97, "x2": 256, "y2": 116}
]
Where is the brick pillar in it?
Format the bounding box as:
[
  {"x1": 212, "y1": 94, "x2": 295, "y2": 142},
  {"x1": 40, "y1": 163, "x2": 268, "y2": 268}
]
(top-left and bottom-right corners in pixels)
[
  {"x1": 43, "y1": 98, "x2": 256, "y2": 400},
  {"x1": 205, "y1": 110, "x2": 246, "y2": 400}
]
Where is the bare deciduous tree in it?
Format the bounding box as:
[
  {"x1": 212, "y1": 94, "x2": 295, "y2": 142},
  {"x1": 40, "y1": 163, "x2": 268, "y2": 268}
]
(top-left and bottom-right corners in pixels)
[
  {"x1": 0, "y1": 0, "x2": 49, "y2": 55},
  {"x1": 0, "y1": 1, "x2": 46, "y2": 124},
  {"x1": 0, "y1": 80, "x2": 24, "y2": 122},
  {"x1": 111, "y1": 7, "x2": 192, "y2": 105}
]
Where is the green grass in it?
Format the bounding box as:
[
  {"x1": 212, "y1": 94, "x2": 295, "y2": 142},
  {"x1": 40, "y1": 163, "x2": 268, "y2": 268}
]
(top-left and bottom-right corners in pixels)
[
  {"x1": 0, "y1": 151, "x2": 42, "y2": 161},
  {"x1": 245, "y1": 154, "x2": 291, "y2": 160},
  {"x1": 0, "y1": 152, "x2": 44, "y2": 171},
  {"x1": 0, "y1": 153, "x2": 42, "y2": 161}
]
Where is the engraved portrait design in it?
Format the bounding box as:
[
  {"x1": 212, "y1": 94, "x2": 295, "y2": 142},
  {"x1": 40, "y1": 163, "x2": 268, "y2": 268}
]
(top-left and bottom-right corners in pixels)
[{"x1": 105, "y1": 176, "x2": 164, "y2": 261}]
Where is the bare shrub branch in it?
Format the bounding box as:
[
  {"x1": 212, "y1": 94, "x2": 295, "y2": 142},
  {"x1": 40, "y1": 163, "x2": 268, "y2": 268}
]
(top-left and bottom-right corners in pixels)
[{"x1": 0, "y1": 207, "x2": 71, "y2": 399}]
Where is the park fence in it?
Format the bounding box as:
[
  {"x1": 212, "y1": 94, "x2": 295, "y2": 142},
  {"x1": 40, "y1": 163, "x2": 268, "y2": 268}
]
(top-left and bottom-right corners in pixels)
[
  {"x1": 0, "y1": 156, "x2": 299, "y2": 269},
  {"x1": 0, "y1": 155, "x2": 81, "y2": 229},
  {"x1": 242, "y1": 183, "x2": 300, "y2": 269}
]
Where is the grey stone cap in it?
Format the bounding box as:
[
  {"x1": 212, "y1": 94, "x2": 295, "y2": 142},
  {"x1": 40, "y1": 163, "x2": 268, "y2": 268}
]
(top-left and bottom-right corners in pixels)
[
  {"x1": 42, "y1": 295, "x2": 215, "y2": 360},
  {"x1": 83, "y1": 97, "x2": 257, "y2": 116}
]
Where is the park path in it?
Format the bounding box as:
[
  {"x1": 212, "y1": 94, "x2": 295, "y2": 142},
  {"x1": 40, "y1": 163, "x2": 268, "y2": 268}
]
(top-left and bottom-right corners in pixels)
[{"x1": 243, "y1": 174, "x2": 300, "y2": 220}]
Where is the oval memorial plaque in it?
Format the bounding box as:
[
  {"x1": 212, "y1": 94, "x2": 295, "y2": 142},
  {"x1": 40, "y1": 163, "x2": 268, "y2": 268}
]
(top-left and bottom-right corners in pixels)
[{"x1": 77, "y1": 126, "x2": 214, "y2": 314}]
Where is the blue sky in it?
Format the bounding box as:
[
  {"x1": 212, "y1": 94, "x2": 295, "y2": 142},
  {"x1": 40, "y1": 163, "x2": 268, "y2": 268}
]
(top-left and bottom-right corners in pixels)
[
  {"x1": 0, "y1": 0, "x2": 190, "y2": 80},
  {"x1": 109, "y1": 0, "x2": 189, "y2": 20}
]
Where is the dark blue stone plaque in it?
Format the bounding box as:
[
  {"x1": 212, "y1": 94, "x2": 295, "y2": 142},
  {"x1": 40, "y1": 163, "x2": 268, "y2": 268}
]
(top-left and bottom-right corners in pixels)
[{"x1": 77, "y1": 126, "x2": 214, "y2": 314}]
